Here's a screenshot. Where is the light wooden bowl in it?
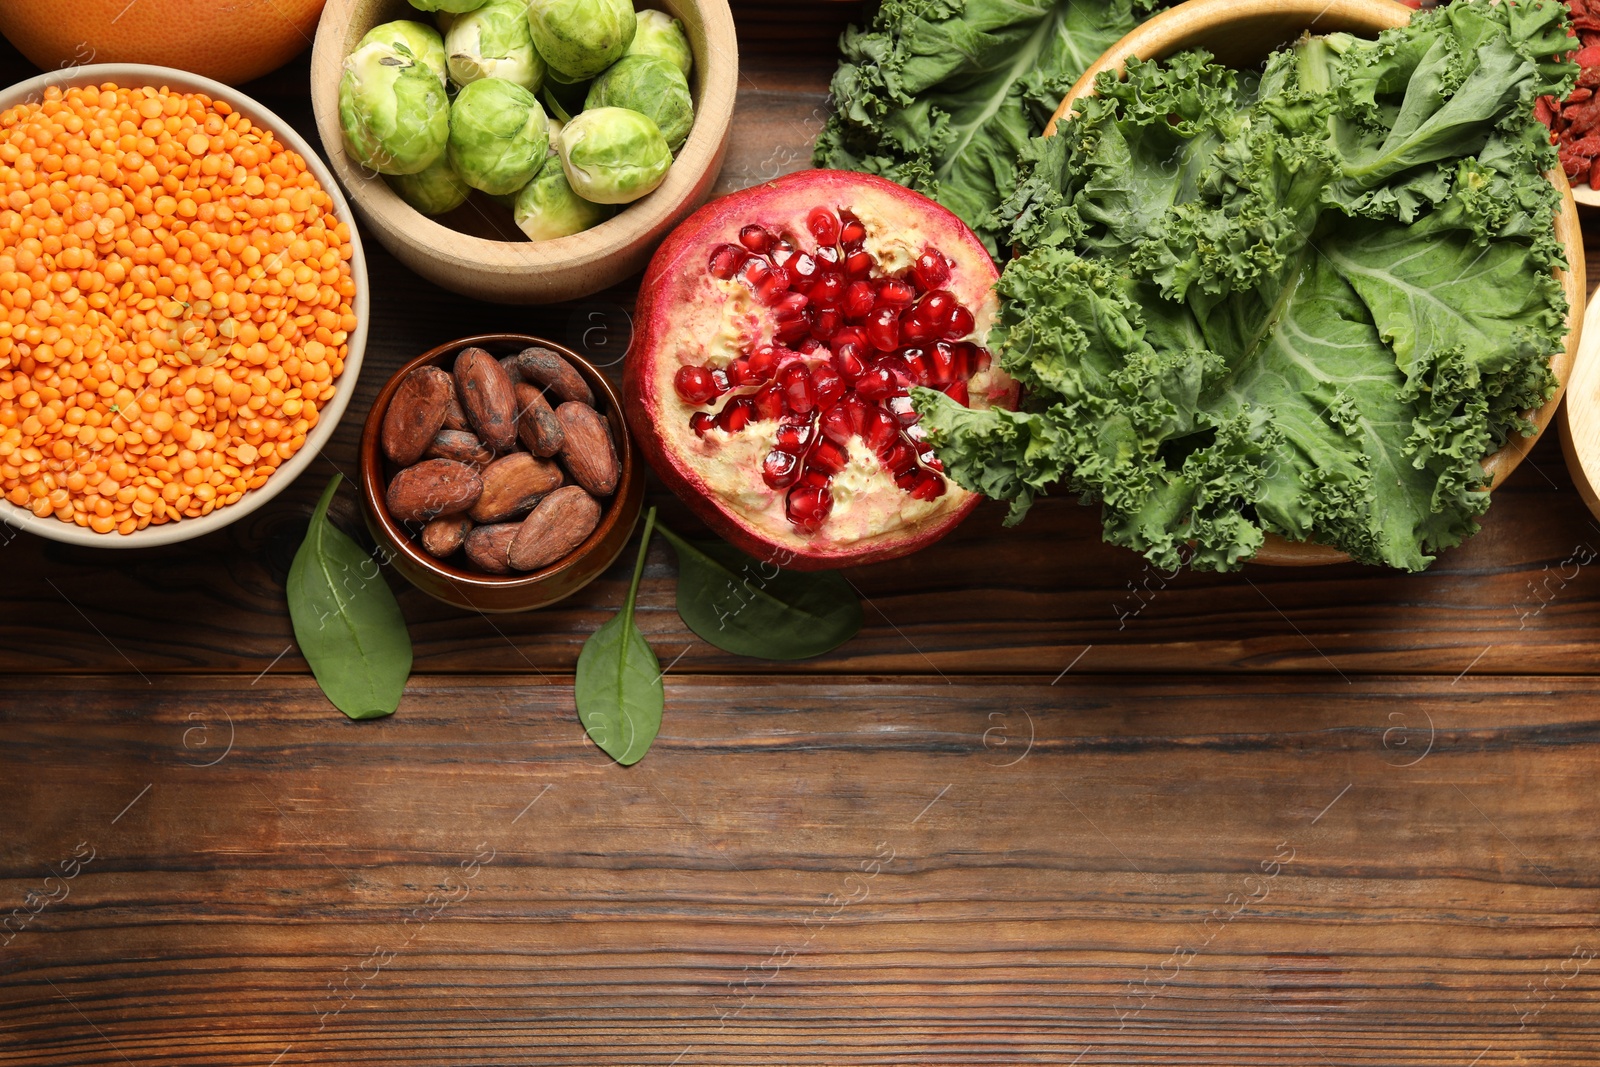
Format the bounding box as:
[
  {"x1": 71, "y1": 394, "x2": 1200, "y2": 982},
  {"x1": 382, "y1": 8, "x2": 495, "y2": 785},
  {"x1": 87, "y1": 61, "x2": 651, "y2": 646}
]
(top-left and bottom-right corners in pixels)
[
  {"x1": 1048, "y1": 0, "x2": 1586, "y2": 568},
  {"x1": 310, "y1": 0, "x2": 737, "y2": 304},
  {"x1": 1558, "y1": 291, "x2": 1600, "y2": 519}
]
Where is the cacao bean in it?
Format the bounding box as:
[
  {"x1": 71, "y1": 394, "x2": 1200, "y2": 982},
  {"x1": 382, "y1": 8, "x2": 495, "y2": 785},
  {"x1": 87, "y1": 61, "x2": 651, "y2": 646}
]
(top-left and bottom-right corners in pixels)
[
  {"x1": 555, "y1": 401, "x2": 620, "y2": 496},
  {"x1": 381, "y1": 365, "x2": 452, "y2": 466},
  {"x1": 425, "y1": 429, "x2": 494, "y2": 467},
  {"x1": 515, "y1": 382, "x2": 565, "y2": 457},
  {"x1": 508, "y1": 485, "x2": 602, "y2": 571},
  {"x1": 463, "y1": 523, "x2": 519, "y2": 574},
  {"x1": 386, "y1": 458, "x2": 483, "y2": 523},
  {"x1": 511, "y1": 346, "x2": 595, "y2": 406},
  {"x1": 454, "y1": 346, "x2": 518, "y2": 452},
  {"x1": 420, "y1": 513, "x2": 473, "y2": 558},
  {"x1": 467, "y1": 451, "x2": 565, "y2": 524}
]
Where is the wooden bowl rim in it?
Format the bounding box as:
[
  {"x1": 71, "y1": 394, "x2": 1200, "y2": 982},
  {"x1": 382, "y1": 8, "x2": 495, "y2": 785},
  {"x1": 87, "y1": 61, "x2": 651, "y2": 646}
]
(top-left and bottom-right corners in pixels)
[
  {"x1": 310, "y1": 0, "x2": 738, "y2": 276},
  {"x1": 358, "y1": 333, "x2": 641, "y2": 592},
  {"x1": 1042, "y1": 0, "x2": 1587, "y2": 568},
  {"x1": 0, "y1": 62, "x2": 371, "y2": 549}
]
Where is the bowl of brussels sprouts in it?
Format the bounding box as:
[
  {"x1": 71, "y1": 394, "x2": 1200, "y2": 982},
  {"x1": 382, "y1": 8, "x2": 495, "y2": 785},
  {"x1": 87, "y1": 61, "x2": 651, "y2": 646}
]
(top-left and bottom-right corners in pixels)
[{"x1": 309, "y1": 0, "x2": 736, "y2": 304}]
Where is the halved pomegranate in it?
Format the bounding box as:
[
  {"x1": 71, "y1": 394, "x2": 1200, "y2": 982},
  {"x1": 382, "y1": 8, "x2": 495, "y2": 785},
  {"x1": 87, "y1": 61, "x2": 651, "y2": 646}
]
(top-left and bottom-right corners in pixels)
[{"x1": 626, "y1": 170, "x2": 1017, "y2": 570}]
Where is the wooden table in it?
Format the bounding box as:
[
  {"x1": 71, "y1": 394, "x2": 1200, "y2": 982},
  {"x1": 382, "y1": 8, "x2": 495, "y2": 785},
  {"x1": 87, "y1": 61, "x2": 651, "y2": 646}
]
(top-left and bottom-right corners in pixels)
[{"x1": 5, "y1": 7, "x2": 1600, "y2": 1064}]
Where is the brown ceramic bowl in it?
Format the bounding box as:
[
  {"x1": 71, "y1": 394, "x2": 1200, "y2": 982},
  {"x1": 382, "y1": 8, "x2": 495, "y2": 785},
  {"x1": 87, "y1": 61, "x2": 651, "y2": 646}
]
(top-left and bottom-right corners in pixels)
[{"x1": 360, "y1": 333, "x2": 644, "y2": 612}]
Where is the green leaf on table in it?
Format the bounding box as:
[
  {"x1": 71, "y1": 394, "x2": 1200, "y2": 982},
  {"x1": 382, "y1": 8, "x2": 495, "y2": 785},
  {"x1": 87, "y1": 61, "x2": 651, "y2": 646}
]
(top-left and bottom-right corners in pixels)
[
  {"x1": 576, "y1": 507, "x2": 662, "y2": 765},
  {"x1": 655, "y1": 525, "x2": 862, "y2": 660},
  {"x1": 287, "y1": 474, "x2": 412, "y2": 720}
]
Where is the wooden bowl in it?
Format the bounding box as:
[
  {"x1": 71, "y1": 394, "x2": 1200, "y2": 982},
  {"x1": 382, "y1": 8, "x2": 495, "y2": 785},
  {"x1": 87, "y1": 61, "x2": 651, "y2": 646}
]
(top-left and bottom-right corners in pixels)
[
  {"x1": 1048, "y1": 0, "x2": 1586, "y2": 568},
  {"x1": 309, "y1": 0, "x2": 738, "y2": 305},
  {"x1": 1558, "y1": 291, "x2": 1600, "y2": 519},
  {"x1": 0, "y1": 63, "x2": 370, "y2": 549},
  {"x1": 359, "y1": 334, "x2": 644, "y2": 612}
]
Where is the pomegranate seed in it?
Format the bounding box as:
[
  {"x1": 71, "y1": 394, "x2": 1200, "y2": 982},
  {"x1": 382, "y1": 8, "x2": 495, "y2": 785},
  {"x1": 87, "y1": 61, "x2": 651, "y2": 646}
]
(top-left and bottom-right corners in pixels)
[
  {"x1": 866, "y1": 306, "x2": 900, "y2": 352},
  {"x1": 812, "y1": 362, "x2": 846, "y2": 408},
  {"x1": 886, "y1": 395, "x2": 917, "y2": 425},
  {"x1": 739, "y1": 225, "x2": 773, "y2": 254},
  {"x1": 675, "y1": 365, "x2": 719, "y2": 404},
  {"x1": 819, "y1": 403, "x2": 853, "y2": 445},
  {"x1": 769, "y1": 239, "x2": 796, "y2": 268},
  {"x1": 797, "y1": 338, "x2": 826, "y2": 355},
  {"x1": 943, "y1": 380, "x2": 969, "y2": 406},
  {"x1": 894, "y1": 468, "x2": 919, "y2": 492},
  {"x1": 758, "y1": 266, "x2": 792, "y2": 304},
  {"x1": 899, "y1": 347, "x2": 929, "y2": 385},
  {"x1": 809, "y1": 437, "x2": 849, "y2": 475},
  {"x1": 808, "y1": 207, "x2": 841, "y2": 247},
  {"x1": 780, "y1": 362, "x2": 815, "y2": 414},
  {"x1": 966, "y1": 344, "x2": 990, "y2": 373},
  {"x1": 774, "y1": 313, "x2": 812, "y2": 345},
  {"x1": 864, "y1": 407, "x2": 899, "y2": 456},
  {"x1": 725, "y1": 357, "x2": 753, "y2": 386},
  {"x1": 908, "y1": 470, "x2": 946, "y2": 501},
  {"x1": 856, "y1": 364, "x2": 896, "y2": 400},
  {"x1": 737, "y1": 255, "x2": 771, "y2": 290},
  {"x1": 709, "y1": 243, "x2": 746, "y2": 279},
  {"x1": 746, "y1": 344, "x2": 781, "y2": 381},
  {"x1": 786, "y1": 483, "x2": 832, "y2": 531},
  {"x1": 753, "y1": 382, "x2": 786, "y2": 420},
  {"x1": 945, "y1": 305, "x2": 976, "y2": 339},
  {"x1": 810, "y1": 273, "x2": 846, "y2": 308},
  {"x1": 912, "y1": 249, "x2": 950, "y2": 291},
  {"x1": 844, "y1": 249, "x2": 873, "y2": 278},
  {"x1": 788, "y1": 252, "x2": 818, "y2": 291},
  {"x1": 900, "y1": 308, "x2": 939, "y2": 345},
  {"x1": 885, "y1": 439, "x2": 918, "y2": 475},
  {"x1": 811, "y1": 307, "x2": 843, "y2": 341},
  {"x1": 690, "y1": 412, "x2": 715, "y2": 438},
  {"x1": 842, "y1": 281, "x2": 876, "y2": 321},
  {"x1": 815, "y1": 245, "x2": 842, "y2": 270},
  {"x1": 772, "y1": 290, "x2": 809, "y2": 320},
  {"x1": 877, "y1": 352, "x2": 913, "y2": 389},
  {"x1": 832, "y1": 326, "x2": 867, "y2": 351},
  {"x1": 876, "y1": 278, "x2": 915, "y2": 307},
  {"x1": 831, "y1": 343, "x2": 866, "y2": 382},
  {"x1": 718, "y1": 397, "x2": 755, "y2": 433},
  {"x1": 845, "y1": 395, "x2": 874, "y2": 437},
  {"x1": 709, "y1": 367, "x2": 732, "y2": 393},
  {"x1": 919, "y1": 290, "x2": 956, "y2": 329},
  {"x1": 763, "y1": 449, "x2": 799, "y2": 489},
  {"x1": 928, "y1": 341, "x2": 958, "y2": 385},
  {"x1": 840, "y1": 219, "x2": 867, "y2": 248},
  {"x1": 776, "y1": 414, "x2": 815, "y2": 452}
]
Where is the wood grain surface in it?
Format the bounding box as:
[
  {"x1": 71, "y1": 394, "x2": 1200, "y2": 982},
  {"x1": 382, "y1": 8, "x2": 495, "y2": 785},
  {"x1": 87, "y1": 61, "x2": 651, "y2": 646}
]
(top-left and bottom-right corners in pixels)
[{"x1": 4, "y1": 3, "x2": 1600, "y2": 1064}]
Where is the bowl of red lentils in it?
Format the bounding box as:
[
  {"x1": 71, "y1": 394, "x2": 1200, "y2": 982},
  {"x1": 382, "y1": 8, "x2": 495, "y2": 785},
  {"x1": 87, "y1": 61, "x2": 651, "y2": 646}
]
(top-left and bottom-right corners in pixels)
[{"x1": 0, "y1": 63, "x2": 368, "y2": 546}]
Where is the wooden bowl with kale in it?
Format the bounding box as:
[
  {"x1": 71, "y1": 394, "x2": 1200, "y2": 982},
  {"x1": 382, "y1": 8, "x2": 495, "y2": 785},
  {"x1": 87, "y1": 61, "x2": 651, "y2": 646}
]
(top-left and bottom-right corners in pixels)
[{"x1": 904, "y1": 0, "x2": 1585, "y2": 572}]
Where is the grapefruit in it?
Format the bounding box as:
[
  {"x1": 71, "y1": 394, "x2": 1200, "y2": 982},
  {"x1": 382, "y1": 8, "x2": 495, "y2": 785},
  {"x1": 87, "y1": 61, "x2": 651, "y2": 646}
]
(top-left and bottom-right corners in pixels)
[{"x1": 0, "y1": 0, "x2": 326, "y2": 86}]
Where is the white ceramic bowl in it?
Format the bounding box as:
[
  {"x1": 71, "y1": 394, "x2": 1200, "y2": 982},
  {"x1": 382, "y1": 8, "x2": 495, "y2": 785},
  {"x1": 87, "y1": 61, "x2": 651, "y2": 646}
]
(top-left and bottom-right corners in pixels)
[{"x1": 0, "y1": 63, "x2": 370, "y2": 549}]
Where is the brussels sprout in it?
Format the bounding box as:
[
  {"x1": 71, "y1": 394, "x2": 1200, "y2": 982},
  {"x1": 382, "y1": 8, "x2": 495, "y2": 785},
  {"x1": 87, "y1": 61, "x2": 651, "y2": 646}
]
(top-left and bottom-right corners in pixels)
[
  {"x1": 339, "y1": 33, "x2": 451, "y2": 176},
  {"x1": 527, "y1": 0, "x2": 636, "y2": 81},
  {"x1": 445, "y1": 0, "x2": 545, "y2": 90},
  {"x1": 515, "y1": 139, "x2": 612, "y2": 241},
  {"x1": 356, "y1": 20, "x2": 448, "y2": 86},
  {"x1": 387, "y1": 155, "x2": 471, "y2": 215},
  {"x1": 585, "y1": 54, "x2": 694, "y2": 153},
  {"x1": 447, "y1": 77, "x2": 551, "y2": 196},
  {"x1": 624, "y1": 9, "x2": 692, "y2": 76},
  {"x1": 558, "y1": 106, "x2": 672, "y2": 205},
  {"x1": 406, "y1": 0, "x2": 489, "y2": 13}
]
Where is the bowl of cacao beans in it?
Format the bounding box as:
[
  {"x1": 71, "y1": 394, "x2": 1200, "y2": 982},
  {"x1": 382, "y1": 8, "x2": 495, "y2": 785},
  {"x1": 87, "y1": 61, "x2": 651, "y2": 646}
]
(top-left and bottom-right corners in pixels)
[{"x1": 359, "y1": 333, "x2": 644, "y2": 612}]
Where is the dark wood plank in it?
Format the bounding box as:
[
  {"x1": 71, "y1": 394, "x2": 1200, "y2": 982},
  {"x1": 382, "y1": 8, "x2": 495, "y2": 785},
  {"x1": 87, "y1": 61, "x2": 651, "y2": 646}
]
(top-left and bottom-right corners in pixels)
[{"x1": 3, "y1": 675, "x2": 1600, "y2": 1064}]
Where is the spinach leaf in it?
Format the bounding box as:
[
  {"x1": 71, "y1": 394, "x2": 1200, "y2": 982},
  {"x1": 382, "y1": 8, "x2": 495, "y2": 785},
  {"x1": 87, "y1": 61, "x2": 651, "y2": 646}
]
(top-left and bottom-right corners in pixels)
[
  {"x1": 287, "y1": 474, "x2": 412, "y2": 720},
  {"x1": 576, "y1": 507, "x2": 662, "y2": 765},
  {"x1": 656, "y1": 524, "x2": 862, "y2": 660}
]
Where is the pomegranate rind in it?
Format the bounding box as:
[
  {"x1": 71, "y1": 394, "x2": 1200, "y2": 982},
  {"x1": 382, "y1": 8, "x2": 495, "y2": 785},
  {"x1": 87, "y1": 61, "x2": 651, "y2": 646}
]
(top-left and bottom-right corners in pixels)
[{"x1": 627, "y1": 169, "x2": 1016, "y2": 571}]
